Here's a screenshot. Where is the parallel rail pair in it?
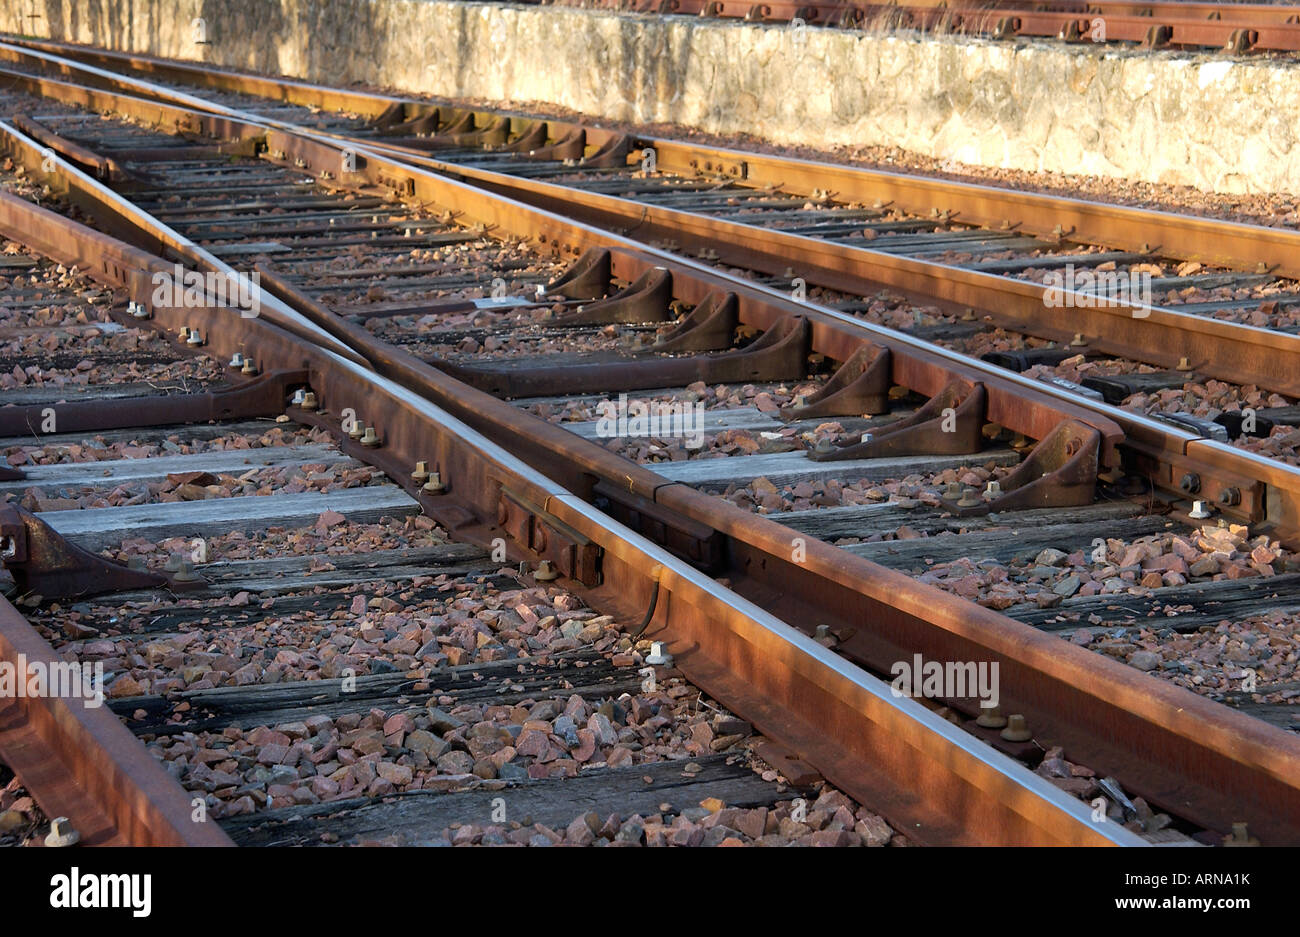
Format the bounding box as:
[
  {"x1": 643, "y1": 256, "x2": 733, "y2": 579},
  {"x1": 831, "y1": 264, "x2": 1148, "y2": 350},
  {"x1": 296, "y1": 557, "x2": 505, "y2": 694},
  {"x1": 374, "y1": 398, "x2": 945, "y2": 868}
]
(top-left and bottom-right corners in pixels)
[{"x1": 0, "y1": 40, "x2": 1297, "y2": 847}]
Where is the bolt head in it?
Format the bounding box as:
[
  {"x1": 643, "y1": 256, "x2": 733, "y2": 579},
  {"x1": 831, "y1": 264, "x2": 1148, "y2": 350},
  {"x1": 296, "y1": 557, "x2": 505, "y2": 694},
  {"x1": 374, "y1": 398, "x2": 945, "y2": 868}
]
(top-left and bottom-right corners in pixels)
[
  {"x1": 1000, "y1": 714, "x2": 1033, "y2": 742},
  {"x1": 44, "y1": 817, "x2": 80, "y2": 848},
  {"x1": 645, "y1": 641, "x2": 673, "y2": 666}
]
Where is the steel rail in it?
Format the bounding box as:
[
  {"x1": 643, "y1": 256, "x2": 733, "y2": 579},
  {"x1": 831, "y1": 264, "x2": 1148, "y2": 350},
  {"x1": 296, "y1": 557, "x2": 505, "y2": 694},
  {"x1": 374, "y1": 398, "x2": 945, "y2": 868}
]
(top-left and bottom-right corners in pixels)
[
  {"x1": 846, "y1": 0, "x2": 1300, "y2": 21},
  {"x1": 532, "y1": 0, "x2": 1300, "y2": 50},
  {"x1": 14, "y1": 35, "x2": 1300, "y2": 279},
  {"x1": 556, "y1": 0, "x2": 1300, "y2": 22},
  {"x1": 0, "y1": 161, "x2": 1146, "y2": 847},
  {"x1": 4, "y1": 99, "x2": 1300, "y2": 843},
  {"x1": 10, "y1": 42, "x2": 1300, "y2": 425},
  {"x1": 0, "y1": 64, "x2": 1129, "y2": 468},
  {"x1": 419, "y1": 154, "x2": 1300, "y2": 396},
  {"x1": 6, "y1": 48, "x2": 1300, "y2": 542},
  {"x1": 32, "y1": 53, "x2": 1284, "y2": 540},
  {"x1": 0, "y1": 597, "x2": 234, "y2": 846},
  {"x1": 12, "y1": 37, "x2": 1300, "y2": 410},
  {"x1": 0, "y1": 196, "x2": 236, "y2": 846},
  {"x1": 61, "y1": 50, "x2": 1300, "y2": 537}
]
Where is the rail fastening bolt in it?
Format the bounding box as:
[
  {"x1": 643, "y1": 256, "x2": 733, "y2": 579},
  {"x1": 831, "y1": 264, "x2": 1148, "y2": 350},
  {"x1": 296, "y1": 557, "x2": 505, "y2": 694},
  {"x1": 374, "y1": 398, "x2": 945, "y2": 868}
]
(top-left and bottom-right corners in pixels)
[
  {"x1": 422, "y1": 471, "x2": 446, "y2": 494},
  {"x1": 533, "y1": 560, "x2": 559, "y2": 581},
  {"x1": 984, "y1": 480, "x2": 1002, "y2": 499},
  {"x1": 1188, "y1": 499, "x2": 1213, "y2": 519},
  {"x1": 228, "y1": 352, "x2": 245, "y2": 369},
  {"x1": 347, "y1": 421, "x2": 365, "y2": 440},
  {"x1": 976, "y1": 704, "x2": 1008, "y2": 729},
  {"x1": 300, "y1": 392, "x2": 318, "y2": 410},
  {"x1": 1179, "y1": 473, "x2": 1200, "y2": 493},
  {"x1": 173, "y1": 560, "x2": 201, "y2": 582},
  {"x1": 163, "y1": 551, "x2": 185, "y2": 572},
  {"x1": 44, "y1": 817, "x2": 80, "y2": 848},
  {"x1": 411, "y1": 461, "x2": 430, "y2": 483},
  {"x1": 1000, "y1": 714, "x2": 1033, "y2": 742},
  {"x1": 1219, "y1": 487, "x2": 1241, "y2": 506},
  {"x1": 360, "y1": 426, "x2": 381, "y2": 448},
  {"x1": 241, "y1": 358, "x2": 259, "y2": 375},
  {"x1": 957, "y1": 486, "x2": 982, "y2": 508},
  {"x1": 186, "y1": 328, "x2": 204, "y2": 346},
  {"x1": 1224, "y1": 822, "x2": 1260, "y2": 847},
  {"x1": 645, "y1": 641, "x2": 673, "y2": 666}
]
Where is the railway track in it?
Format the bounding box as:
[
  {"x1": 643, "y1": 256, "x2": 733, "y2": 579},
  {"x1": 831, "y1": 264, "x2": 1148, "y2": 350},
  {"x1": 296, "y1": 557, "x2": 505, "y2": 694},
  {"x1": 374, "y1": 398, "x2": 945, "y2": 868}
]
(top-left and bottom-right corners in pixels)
[
  {"x1": 537, "y1": 0, "x2": 1300, "y2": 53},
  {"x1": 0, "y1": 40, "x2": 1298, "y2": 848},
  {"x1": 13, "y1": 42, "x2": 1300, "y2": 470},
  {"x1": 0, "y1": 182, "x2": 927, "y2": 848}
]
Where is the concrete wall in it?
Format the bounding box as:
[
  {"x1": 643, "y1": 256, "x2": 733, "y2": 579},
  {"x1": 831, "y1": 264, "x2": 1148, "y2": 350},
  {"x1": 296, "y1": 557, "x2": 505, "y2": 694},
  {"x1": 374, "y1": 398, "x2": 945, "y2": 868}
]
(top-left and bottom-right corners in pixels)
[{"x1": 5, "y1": 0, "x2": 1298, "y2": 194}]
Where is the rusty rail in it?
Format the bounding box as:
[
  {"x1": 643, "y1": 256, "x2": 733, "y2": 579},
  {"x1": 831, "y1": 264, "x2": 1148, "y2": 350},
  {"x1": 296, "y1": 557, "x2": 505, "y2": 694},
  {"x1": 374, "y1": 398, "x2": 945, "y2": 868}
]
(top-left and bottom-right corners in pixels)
[
  {"x1": 0, "y1": 168, "x2": 1145, "y2": 846},
  {"x1": 541, "y1": 0, "x2": 1300, "y2": 51},
  {"x1": 12, "y1": 35, "x2": 1300, "y2": 409},
  {"x1": 5, "y1": 48, "x2": 1300, "y2": 541},
  {"x1": 0, "y1": 596, "x2": 233, "y2": 846},
  {"x1": 2, "y1": 96, "x2": 1299, "y2": 843},
  {"x1": 17, "y1": 35, "x2": 1300, "y2": 279}
]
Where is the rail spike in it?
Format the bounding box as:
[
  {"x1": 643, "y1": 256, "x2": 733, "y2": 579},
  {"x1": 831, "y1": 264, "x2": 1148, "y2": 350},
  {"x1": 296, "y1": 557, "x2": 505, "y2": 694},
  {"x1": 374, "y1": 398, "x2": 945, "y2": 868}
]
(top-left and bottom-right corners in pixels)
[{"x1": 0, "y1": 504, "x2": 204, "y2": 599}]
